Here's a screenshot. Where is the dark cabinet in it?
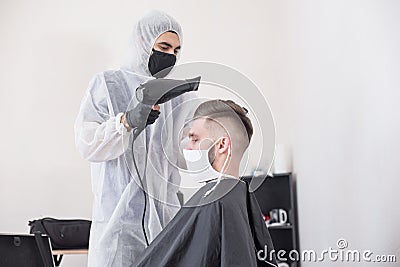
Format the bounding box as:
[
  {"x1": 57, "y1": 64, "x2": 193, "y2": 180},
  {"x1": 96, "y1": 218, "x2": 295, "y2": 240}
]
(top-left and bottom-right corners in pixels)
[{"x1": 243, "y1": 173, "x2": 300, "y2": 267}]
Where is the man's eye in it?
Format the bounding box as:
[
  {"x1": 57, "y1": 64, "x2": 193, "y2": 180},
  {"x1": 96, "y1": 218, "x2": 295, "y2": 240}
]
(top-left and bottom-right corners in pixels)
[{"x1": 160, "y1": 46, "x2": 169, "y2": 50}]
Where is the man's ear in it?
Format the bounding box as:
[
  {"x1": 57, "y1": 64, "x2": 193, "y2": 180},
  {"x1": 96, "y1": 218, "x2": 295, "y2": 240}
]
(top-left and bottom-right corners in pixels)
[{"x1": 217, "y1": 137, "x2": 231, "y2": 154}]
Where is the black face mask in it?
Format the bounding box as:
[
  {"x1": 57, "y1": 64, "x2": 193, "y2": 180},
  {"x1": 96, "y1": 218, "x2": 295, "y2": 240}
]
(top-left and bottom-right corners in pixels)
[{"x1": 148, "y1": 49, "x2": 177, "y2": 78}]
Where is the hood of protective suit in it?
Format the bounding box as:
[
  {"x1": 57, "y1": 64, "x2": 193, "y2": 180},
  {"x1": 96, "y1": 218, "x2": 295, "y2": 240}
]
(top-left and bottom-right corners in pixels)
[{"x1": 124, "y1": 10, "x2": 183, "y2": 77}]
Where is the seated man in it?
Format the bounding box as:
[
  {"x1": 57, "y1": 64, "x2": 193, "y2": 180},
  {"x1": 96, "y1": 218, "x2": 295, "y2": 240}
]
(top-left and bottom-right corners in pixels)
[{"x1": 134, "y1": 100, "x2": 277, "y2": 267}]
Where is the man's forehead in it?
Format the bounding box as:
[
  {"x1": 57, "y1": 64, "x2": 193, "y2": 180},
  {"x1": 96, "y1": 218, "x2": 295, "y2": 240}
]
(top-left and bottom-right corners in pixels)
[
  {"x1": 188, "y1": 118, "x2": 208, "y2": 135},
  {"x1": 156, "y1": 32, "x2": 180, "y2": 47}
]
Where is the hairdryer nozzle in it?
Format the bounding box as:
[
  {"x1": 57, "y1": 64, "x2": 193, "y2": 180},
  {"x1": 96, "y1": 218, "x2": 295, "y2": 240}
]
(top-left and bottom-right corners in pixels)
[{"x1": 185, "y1": 76, "x2": 201, "y2": 91}]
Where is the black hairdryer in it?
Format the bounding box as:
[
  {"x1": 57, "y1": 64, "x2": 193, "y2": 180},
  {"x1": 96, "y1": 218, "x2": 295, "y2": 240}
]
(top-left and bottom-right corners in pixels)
[{"x1": 136, "y1": 76, "x2": 201, "y2": 105}]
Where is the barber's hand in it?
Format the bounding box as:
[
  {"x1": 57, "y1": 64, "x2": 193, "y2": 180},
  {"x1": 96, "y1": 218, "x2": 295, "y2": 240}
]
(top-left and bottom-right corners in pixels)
[
  {"x1": 136, "y1": 76, "x2": 201, "y2": 105},
  {"x1": 125, "y1": 103, "x2": 160, "y2": 133}
]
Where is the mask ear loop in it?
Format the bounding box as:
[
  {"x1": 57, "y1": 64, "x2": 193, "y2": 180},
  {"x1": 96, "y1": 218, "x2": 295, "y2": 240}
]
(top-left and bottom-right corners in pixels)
[{"x1": 203, "y1": 139, "x2": 231, "y2": 197}]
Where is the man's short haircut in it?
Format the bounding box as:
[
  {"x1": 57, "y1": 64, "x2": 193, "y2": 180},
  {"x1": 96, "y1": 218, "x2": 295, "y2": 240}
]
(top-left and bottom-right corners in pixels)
[{"x1": 193, "y1": 100, "x2": 253, "y2": 151}]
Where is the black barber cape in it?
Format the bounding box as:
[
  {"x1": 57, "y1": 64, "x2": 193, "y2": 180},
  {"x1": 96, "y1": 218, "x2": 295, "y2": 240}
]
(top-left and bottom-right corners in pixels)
[{"x1": 134, "y1": 178, "x2": 278, "y2": 267}]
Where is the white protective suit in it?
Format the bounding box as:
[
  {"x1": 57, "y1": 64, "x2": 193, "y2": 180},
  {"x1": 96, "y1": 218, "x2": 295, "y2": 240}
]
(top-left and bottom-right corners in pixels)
[{"x1": 74, "y1": 10, "x2": 197, "y2": 266}]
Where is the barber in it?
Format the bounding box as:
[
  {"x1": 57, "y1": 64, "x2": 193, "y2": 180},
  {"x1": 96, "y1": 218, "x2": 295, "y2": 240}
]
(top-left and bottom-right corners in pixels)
[{"x1": 74, "y1": 10, "x2": 197, "y2": 267}]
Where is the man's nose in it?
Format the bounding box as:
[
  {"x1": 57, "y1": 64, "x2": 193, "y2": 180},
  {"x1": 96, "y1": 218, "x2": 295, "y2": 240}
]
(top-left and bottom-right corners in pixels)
[{"x1": 166, "y1": 48, "x2": 175, "y2": 55}]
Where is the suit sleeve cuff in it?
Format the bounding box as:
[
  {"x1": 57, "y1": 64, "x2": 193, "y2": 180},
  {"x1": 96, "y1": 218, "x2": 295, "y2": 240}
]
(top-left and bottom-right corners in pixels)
[{"x1": 115, "y1": 112, "x2": 128, "y2": 135}]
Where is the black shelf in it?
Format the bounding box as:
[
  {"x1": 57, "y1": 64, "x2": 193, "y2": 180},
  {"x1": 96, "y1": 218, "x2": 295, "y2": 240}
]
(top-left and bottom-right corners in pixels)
[{"x1": 267, "y1": 224, "x2": 293, "y2": 230}]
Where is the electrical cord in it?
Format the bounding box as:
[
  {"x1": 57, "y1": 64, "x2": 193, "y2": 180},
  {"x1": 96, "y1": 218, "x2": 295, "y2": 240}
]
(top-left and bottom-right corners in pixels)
[{"x1": 131, "y1": 128, "x2": 150, "y2": 247}]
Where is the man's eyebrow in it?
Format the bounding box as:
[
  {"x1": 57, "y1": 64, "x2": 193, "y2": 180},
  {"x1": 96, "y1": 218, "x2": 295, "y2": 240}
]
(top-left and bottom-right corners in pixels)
[{"x1": 157, "y1": 42, "x2": 181, "y2": 50}]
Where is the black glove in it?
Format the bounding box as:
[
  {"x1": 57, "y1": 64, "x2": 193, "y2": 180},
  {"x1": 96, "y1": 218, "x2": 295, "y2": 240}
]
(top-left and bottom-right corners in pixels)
[
  {"x1": 136, "y1": 76, "x2": 201, "y2": 105},
  {"x1": 125, "y1": 103, "x2": 160, "y2": 133}
]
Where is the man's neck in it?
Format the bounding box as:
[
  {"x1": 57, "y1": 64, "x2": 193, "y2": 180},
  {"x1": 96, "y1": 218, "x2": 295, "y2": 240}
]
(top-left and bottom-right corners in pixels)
[{"x1": 213, "y1": 160, "x2": 240, "y2": 179}]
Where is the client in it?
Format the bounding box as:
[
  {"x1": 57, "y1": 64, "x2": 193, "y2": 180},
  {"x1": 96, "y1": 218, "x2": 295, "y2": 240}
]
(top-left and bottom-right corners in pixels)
[{"x1": 134, "y1": 99, "x2": 277, "y2": 267}]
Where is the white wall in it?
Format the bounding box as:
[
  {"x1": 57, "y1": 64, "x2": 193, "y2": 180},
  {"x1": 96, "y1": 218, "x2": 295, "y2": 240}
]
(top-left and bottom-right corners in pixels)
[
  {"x1": 1, "y1": 0, "x2": 399, "y2": 266},
  {"x1": 287, "y1": 1, "x2": 400, "y2": 266}
]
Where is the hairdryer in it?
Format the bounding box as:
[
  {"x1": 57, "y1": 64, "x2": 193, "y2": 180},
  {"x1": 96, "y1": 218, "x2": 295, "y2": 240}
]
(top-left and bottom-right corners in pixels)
[{"x1": 136, "y1": 76, "x2": 201, "y2": 105}]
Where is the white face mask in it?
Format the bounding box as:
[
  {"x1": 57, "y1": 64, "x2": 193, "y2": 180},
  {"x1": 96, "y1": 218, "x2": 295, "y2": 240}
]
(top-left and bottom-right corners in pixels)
[{"x1": 182, "y1": 138, "x2": 233, "y2": 184}]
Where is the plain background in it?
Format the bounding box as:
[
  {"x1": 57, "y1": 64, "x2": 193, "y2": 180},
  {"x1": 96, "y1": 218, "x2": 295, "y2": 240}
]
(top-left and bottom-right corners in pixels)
[{"x1": 1, "y1": 0, "x2": 399, "y2": 266}]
